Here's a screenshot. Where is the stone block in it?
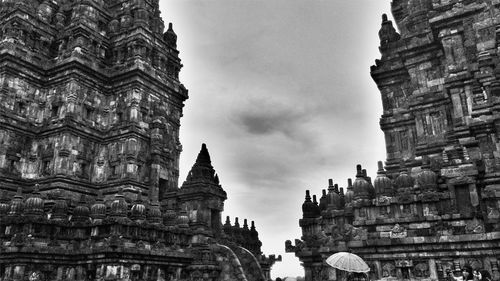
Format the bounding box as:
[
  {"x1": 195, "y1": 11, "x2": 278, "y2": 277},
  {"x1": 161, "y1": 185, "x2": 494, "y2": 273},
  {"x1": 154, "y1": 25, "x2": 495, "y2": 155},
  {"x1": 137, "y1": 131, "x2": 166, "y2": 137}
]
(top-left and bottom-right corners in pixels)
[
  {"x1": 376, "y1": 225, "x2": 394, "y2": 232},
  {"x1": 409, "y1": 222, "x2": 431, "y2": 229}
]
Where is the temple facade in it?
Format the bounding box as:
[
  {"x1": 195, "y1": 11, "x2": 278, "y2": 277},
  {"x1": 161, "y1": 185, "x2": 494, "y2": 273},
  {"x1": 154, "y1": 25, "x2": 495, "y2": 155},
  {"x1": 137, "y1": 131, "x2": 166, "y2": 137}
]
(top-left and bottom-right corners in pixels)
[
  {"x1": 286, "y1": 1, "x2": 500, "y2": 281},
  {"x1": 0, "y1": 1, "x2": 278, "y2": 281}
]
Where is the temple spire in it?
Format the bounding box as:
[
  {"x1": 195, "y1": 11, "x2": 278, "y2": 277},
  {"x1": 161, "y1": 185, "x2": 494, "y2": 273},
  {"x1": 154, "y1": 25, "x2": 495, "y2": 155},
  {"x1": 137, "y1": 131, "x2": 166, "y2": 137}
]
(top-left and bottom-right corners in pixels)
[
  {"x1": 182, "y1": 143, "x2": 220, "y2": 187},
  {"x1": 195, "y1": 143, "x2": 212, "y2": 167}
]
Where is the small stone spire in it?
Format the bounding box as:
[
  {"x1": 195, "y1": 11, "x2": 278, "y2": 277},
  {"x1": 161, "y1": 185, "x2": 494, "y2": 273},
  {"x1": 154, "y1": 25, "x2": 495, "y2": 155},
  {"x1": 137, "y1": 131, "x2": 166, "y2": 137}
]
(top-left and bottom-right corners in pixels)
[
  {"x1": 353, "y1": 164, "x2": 371, "y2": 200},
  {"x1": 328, "y1": 179, "x2": 334, "y2": 190},
  {"x1": 196, "y1": 143, "x2": 211, "y2": 165},
  {"x1": 51, "y1": 192, "x2": 69, "y2": 221},
  {"x1": 9, "y1": 187, "x2": 24, "y2": 217},
  {"x1": 356, "y1": 164, "x2": 363, "y2": 177},
  {"x1": 302, "y1": 190, "x2": 319, "y2": 218},
  {"x1": 130, "y1": 192, "x2": 146, "y2": 222},
  {"x1": 110, "y1": 187, "x2": 128, "y2": 219},
  {"x1": 91, "y1": 190, "x2": 106, "y2": 221},
  {"x1": 377, "y1": 161, "x2": 385, "y2": 174},
  {"x1": 25, "y1": 184, "x2": 44, "y2": 217},
  {"x1": 379, "y1": 13, "x2": 400, "y2": 47},
  {"x1": 374, "y1": 160, "x2": 393, "y2": 196},
  {"x1": 339, "y1": 187, "x2": 345, "y2": 207},
  {"x1": 182, "y1": 143, "x2": 222, "y2": 187},
  {"x1": 319, "y1": 189, "x2": 327, "y2": 211},
  {"x1": 72, "y1": 194, "x2": 90, "y2": 223},
  {"x1": 164, "y1": 22, "x2": 177, "y2": 48},
  {"x1": 312, "y1": 195, "x2": 321, "y2": 216}
]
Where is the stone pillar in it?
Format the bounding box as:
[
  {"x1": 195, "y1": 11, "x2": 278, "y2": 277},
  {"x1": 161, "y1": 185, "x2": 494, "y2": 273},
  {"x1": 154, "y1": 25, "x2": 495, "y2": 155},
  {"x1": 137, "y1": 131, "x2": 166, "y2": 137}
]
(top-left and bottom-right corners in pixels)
[
  {"x1": 491, "y1": 259, "x2": 499, "y2": 281},
  {"x1": 375, "y1": 261, "x2": 382, "y2": 280},
  {"x1": 429, "y1": 259, "x2": 438, "y2": 281},
  {"x1": 66, "y1": 80, "x2": 78, "y2": 115}
]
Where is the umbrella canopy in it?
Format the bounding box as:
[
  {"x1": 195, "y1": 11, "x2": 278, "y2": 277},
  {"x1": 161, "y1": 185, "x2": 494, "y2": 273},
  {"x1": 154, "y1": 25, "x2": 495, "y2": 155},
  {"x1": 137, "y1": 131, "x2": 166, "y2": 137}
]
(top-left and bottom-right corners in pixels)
[{"x1": 326, "y1": 252, "x2": 370, "y2": 273}]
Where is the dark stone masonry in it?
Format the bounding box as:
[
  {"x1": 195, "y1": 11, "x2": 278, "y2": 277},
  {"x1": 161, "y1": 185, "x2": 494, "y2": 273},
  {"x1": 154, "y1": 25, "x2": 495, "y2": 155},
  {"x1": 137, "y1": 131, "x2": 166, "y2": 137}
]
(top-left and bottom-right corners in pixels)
[
  {"x1": 0, "y1": 1, "x2": 279, "y2": 281},
  {"x1": 287, "y1": 1, "x2": 500, "y2": 281}
]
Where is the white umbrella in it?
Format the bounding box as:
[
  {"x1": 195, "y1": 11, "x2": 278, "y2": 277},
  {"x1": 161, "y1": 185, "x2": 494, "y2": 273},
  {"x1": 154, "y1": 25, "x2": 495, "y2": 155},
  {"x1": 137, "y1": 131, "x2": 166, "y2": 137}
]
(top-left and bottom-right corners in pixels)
[{"x1": 326, "y1": 252, "x2": 370, "y2": 273}]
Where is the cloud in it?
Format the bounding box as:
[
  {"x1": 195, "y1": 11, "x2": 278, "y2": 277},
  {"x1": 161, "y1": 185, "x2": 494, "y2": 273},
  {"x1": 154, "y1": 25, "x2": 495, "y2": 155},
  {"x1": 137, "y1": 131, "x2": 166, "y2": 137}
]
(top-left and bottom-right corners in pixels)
[{"x1": 236, "y1": 99, "x2": 310, "y2": 137}]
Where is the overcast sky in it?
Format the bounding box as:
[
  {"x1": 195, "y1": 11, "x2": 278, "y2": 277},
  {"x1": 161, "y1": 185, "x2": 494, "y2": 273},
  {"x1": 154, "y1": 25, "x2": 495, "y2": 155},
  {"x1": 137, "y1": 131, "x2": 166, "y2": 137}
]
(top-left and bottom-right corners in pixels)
[{"x1": 161, "y1": 0, "x2": 390, "y2": 278}]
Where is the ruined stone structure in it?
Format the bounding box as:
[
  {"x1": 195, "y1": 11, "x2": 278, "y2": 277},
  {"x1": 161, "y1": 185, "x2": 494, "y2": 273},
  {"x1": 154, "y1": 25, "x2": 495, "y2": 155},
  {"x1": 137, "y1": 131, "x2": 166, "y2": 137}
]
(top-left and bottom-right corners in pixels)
[
  {"x1": 0, "y1": 1, "x2": 279, "y2": 281},
  {"x1": 286, "y1": 1, "x2": 500, "y2": 281}
]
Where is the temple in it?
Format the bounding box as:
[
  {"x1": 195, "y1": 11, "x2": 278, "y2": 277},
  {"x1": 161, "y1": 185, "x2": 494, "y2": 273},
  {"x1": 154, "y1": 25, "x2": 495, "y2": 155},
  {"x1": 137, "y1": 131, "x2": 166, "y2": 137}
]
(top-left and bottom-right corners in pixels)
[
  {"x1": 0, "y1": 1, "x2": 279, "y2": 281},
  {"x1": 286, "y1": 1, "x2": 500, "y2": 281}
]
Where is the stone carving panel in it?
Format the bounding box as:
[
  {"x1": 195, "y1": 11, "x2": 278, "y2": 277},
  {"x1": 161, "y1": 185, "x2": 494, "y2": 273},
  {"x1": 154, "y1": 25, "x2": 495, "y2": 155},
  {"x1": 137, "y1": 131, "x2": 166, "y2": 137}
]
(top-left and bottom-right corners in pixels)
[{"x1": 382, "y1": 262, "x2": 396, "y2": 278}]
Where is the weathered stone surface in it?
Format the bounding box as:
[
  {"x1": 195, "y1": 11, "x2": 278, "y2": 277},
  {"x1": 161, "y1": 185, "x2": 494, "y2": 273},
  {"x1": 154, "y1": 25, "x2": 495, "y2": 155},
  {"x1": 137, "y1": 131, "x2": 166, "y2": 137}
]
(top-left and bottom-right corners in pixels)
[
  {"x1": 0, "y1": 1, "x2": 278, "y2": 281},
  {"x1": 288, "y1": 2, "x2": 500, "y2": 281}
]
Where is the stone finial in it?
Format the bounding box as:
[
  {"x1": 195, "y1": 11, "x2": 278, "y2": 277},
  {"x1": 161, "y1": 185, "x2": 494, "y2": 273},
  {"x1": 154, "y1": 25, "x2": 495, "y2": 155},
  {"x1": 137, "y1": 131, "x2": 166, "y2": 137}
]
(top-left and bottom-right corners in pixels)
[
  {"x1": 305, "y1": 190, "x2": 311, "y2": 201},
  {"x1": 9, "y1": 187, "x2": 24, "y2": 217},
  {"x1": 243, "y1": 219, "x2": 248, "y2": 229},
  {"x1": 375, "y1": 161, "x2": 393, "y2": 196},
  {"x1": 72, "y1": 194, "x2": 90, "y2": 223},
  {"x1": 353, "y1": 166, "x2": 371, "y2": 200},
  {"x1": 379, "y1": 13, "x2": 400, "y2": 47},
  {"x1": 302, "y1": 189, "x2": 318, "y2": 218},
  {"x1": 164, "y1": 22, "x2": 177, "y2": 48},
  {"x1": 319, "y1": 189, "x2": 327, "y2": 211},
  {"x1": 196, "y1": 143, "x2": 211, "y2": 165},
  {"x1": 25, "y1": 184, "x2": 44, "y2": 217},
  {"x1": 356, "y1": 165, "x2": 363, "y2": 177},
  {"x1": 377, "y1": 161, "x2": 385, "y2": 173},
  {"x1": 182, "y1": 143, "x2": 223, "y2": 190}
]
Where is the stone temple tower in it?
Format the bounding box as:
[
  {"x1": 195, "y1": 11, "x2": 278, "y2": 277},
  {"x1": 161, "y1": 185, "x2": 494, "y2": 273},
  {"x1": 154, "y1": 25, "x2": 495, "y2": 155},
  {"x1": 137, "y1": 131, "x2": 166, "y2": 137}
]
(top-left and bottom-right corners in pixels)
[
  {"x1": 0, "y1": 0, "x2": 186, "y2": 202},
  {"x1": 0, "y1": 1, "x2": 279, "y2": 280},
  {"x1": 287, "y1": 1, "x2": 500, "y2": 281}
]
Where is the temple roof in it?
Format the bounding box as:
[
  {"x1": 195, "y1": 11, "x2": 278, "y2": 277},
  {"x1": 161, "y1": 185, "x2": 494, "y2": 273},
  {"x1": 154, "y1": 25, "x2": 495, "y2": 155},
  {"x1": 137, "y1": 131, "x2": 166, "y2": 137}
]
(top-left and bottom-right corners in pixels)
[{"x1": 181, "y1": 144, "x2": 224, "y2": 192}]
